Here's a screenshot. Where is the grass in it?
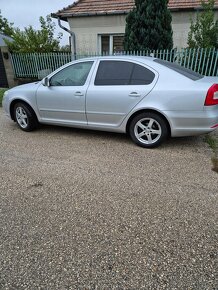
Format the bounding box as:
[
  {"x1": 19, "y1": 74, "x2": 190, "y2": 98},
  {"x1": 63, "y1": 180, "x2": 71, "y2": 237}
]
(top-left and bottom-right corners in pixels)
[
  {"x1": 0, "y1": 88, "x2": 8, "y2": 107},
  {"x1": 204, "y1": 134, "x2": 218, "y2": 152},
  {"x1": 204, "y1": 134, "x2": 218, "y2": 173}
]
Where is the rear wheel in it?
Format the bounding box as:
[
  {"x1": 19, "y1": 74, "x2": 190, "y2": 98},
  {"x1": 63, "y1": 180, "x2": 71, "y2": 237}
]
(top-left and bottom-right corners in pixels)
[
  {"x1": 14, "y1": 102, "x2": 38, "y2": 132},
  {"x1": 129, "y1": 112, "x2": 168, "y2": 148}
]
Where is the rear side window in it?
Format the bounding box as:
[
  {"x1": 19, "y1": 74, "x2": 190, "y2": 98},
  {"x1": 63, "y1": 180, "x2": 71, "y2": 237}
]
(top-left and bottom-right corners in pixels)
[
  {"x1": 130, "y1": 64, "x2": 155, "y2": 85},
  {"x1": 154, "y1": 59, "x2": 203, "y2": 80},
  {"x1": 94, "y1": 61, "x2": 155, "y2": 86},
  {"x1": 95, "y1": 61, "x2": 133, "y2": 85}
]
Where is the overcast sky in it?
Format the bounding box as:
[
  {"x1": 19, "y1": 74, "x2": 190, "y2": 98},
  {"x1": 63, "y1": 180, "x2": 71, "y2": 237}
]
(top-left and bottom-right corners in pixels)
[{"x1": 0, "y1": 0, "x2": 74, "y2": 45}]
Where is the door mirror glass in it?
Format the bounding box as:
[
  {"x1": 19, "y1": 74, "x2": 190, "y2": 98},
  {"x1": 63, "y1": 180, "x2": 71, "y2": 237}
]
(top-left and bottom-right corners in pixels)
[{"x1": 42, "y1": 77, "x2": 50, "y2": 87}]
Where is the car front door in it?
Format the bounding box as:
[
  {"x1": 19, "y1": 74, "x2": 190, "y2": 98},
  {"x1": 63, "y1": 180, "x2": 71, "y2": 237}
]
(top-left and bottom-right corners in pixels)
[
  {"x1": 86, "y1": 60, "x2": 157, "y2": 128},
  {"x1": 36, "y1": 61, "x2": 94, "y2": 125}
]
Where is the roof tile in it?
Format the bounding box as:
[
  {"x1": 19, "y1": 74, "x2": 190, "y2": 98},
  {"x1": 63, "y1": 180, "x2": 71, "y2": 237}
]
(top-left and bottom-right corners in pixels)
[{"x1": 54, "y1": 0, "x2": 218, "y2": 18}]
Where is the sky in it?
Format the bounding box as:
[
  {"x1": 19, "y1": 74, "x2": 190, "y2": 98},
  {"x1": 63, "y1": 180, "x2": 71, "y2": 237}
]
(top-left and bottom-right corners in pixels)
[{"x1": 0, "y1": 0, "x2": 75, "y2": 45}]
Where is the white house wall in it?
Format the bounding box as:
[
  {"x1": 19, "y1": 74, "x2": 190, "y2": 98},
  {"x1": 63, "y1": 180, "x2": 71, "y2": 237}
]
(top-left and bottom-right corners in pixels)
[
  {"x1": 68, "y1": 15, "x2": 126, "y2": 53},
  {"x1": 68, "y1": 11, "x2": 218, "y2": 52}
]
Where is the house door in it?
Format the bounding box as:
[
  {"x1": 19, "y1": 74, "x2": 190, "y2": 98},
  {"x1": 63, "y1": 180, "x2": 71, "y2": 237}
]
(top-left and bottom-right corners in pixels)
[{"x1": 0, "y1": 49, "x2": 8, "y2": 88}]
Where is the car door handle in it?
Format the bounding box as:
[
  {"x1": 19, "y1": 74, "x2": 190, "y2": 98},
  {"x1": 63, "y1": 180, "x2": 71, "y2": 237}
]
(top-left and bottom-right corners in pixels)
[
  {"x1": 129, "y1": 92, "x2": 141, "y2": 97},
  {"x1": 74, "y1": 92, "x2": 84, "y2": 97}
]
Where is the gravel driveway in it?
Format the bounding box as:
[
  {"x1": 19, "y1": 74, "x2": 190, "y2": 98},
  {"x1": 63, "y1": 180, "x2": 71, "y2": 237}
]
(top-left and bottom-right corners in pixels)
[{"x1": 0, "y1": 108, "x2": 217, "y2": 290}]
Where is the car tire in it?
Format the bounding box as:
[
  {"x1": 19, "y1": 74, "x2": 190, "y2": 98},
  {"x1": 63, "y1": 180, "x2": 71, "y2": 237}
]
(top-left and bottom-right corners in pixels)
[
  {"x1": 129, "y1": 112, "x2": 168, "y2": 148},
  {"x1": 14, "y1": 102, "x2": 38, "y2": 132}
]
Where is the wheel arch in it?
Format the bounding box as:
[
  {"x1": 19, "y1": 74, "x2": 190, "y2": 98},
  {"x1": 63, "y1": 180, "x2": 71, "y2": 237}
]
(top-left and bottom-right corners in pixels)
[
  {"x1": 10, "y1": 99, "x2": 38, "y2": 122},
  {"x1": 126, "y1": 109, "x2": 172, "y2": 136}
]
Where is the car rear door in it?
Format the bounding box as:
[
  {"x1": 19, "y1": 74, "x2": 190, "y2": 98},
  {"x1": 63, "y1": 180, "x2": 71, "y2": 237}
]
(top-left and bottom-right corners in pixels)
[{"x1": 86, "y1": 59, "x2": 158, "y2": 128}]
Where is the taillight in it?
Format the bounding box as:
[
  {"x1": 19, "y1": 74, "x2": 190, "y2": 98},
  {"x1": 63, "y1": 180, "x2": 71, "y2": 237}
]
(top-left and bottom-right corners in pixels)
[{"x1": 205, "y1": 84, "x2": 218, "y2": 106}]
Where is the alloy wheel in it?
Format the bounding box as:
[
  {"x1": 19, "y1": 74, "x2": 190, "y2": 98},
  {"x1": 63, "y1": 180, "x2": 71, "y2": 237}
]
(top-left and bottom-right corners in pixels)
[
  {"x1": 134, "y1": 118, "x2": 162, "y2": 145},
  {"x1": 16, "y1": 106, "x2": 28, "y2": 129}
]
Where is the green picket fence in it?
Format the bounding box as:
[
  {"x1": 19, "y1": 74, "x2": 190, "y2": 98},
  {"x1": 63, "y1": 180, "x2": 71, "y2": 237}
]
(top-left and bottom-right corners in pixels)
[
  {"x1": 10, "y1": 48, "x2": 218, "y2": 79},
  {"x1": 11, "y1": 52, "x2": 72, "y2": 79}
]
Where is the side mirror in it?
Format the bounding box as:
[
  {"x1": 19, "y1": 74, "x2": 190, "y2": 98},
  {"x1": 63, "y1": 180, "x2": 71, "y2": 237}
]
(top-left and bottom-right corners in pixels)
[{"x1": 42, "y1": 77, "x2": 50, "y2": 87}]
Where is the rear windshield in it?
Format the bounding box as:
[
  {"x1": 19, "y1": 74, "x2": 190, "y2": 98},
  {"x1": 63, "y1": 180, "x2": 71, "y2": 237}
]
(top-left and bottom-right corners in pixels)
[{"x1": 154, "y1": 59, "x2": 203, "y2": 81}]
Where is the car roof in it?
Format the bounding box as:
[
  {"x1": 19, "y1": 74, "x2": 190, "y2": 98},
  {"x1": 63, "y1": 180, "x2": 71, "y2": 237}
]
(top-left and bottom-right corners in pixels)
[
  {"x1": 73, "y1": 55, "x2": 156, "y2": 63},
  {"x1": 74, "y1": 55, "x2": 202, "y2": 81},
  {"x1": 48, "y1": 54, "x2": 200, "y2": 83}
]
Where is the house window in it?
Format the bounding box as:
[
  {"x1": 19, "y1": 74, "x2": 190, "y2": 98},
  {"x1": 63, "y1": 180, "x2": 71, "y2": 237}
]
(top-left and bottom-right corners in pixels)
[
  {"x1": 113, "y1": 36, "x2": 124, "y2": 53},
  {"x1": 99, "y1": 34, "x2": 124, "y2": 55},
  {"x1": 101, "y1": 36, "x2": 110, "y2": 54}
]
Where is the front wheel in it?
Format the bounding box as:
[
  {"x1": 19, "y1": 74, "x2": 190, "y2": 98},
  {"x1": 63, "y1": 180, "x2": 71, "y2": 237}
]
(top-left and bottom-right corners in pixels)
[
  {"x1": 14, "y1": 103, "x2": 38, "y2": 132},
  {"x1": 129, "y1": 112, "x2": 169, "y2": 148}
]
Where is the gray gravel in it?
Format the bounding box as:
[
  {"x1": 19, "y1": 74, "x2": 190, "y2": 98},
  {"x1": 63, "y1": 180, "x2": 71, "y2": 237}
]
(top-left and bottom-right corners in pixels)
[{"x1": 0, "y1": 108, "x2": 217, "y2": 290}]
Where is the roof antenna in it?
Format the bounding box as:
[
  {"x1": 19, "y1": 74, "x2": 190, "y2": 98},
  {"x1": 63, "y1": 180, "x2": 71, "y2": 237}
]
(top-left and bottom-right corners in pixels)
[{"x1": 58, "y1": 18, "x2": 76, "y2": 60}]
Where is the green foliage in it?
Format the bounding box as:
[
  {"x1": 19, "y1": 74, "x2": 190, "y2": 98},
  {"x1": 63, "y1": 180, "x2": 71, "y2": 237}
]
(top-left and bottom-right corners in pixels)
[
  {"x1": 0, "y1": 10, "x2": 14, "y2": 37},
  {"x1": 1, "y1": 13, "x2": 62, "y2": 52},
  {"x1": 187, "y1": 0, "x2": 218, "y2": 48},
  {"x1": 204, "y1": 134, "x2": 218, "y2": 172},
  {"x1": 0, "y1": 88, "x2": 8, "y2": 106},
  {"x1": 60, "y1": 44, "x2": 71, "y2": 52},
  {"x1": 204, "y1": 134, "x2": 218, "y2": 152},
  {"x1": 124, "y1": 0, "x2": 173, "y2": 51}
]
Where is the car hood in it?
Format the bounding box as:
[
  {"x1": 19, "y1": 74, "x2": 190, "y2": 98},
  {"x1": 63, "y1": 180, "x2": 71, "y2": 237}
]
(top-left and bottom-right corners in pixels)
[{"x1": 8, "y1": 81, "x2": 41, "y2": 92}]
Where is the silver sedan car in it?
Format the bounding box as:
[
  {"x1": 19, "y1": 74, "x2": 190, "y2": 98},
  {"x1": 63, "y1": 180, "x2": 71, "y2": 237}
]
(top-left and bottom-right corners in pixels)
[{"x1": 3, "y1": 56, "x2": 218, "y2": 148}]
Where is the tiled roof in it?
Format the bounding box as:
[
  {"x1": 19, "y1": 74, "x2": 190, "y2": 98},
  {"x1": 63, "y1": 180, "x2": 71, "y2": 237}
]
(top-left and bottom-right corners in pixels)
[
  {"x1": 53, "y1": 0, "x2": 134, "y2": 18},
  {"x1": 169, "y1": 0, "x2": 218, "y2": 9},
  {"x1": 53, "y1": 0, "x2": 218, "y2": 19}
]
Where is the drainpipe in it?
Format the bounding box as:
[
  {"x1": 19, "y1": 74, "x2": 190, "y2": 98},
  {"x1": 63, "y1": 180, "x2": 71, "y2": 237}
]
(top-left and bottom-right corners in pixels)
[{"x1": 58, "y1": 18, "x2": 76, "y2": 60}]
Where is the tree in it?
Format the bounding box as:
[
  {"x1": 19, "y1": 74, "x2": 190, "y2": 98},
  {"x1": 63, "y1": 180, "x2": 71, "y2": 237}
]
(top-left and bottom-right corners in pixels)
[
  {"x1": 0, "y1": 10, "x2": 14, "y2": 37},
  {"x1": 60, "y1": 44, "x2": 71, "y2": 52},
  {"x1": 1, "y1": 13, "x2": 62, "y2": 52},
  {"x1": 187, "y1": 0, "x2": 218, "y2": 48},
  {"x1": 124, "y1": 0, "x2": 173, "y2": 51}
]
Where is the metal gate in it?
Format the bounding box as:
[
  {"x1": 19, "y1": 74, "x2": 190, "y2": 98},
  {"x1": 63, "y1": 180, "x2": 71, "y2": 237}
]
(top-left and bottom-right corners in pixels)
[{"x1": 0, "y1": 48, "x2": 8, "y2": 88}]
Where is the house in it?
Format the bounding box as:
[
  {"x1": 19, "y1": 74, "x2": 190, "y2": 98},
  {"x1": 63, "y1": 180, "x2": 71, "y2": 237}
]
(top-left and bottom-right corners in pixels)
[
  {"x1": 0, "y1": 33, "x2": 14, "y2": 87},
  {"x1": 52, "y1": 0, "x2": 218, "y2": 54}
]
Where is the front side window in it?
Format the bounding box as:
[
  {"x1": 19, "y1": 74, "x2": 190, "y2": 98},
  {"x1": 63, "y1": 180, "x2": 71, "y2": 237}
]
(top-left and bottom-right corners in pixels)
[
  {"x1": 50, "y1": 62, "x2": 93, "y2": 86},
  {"x1": 94, "y1": 61, "x2": 155, "y2": 86}
]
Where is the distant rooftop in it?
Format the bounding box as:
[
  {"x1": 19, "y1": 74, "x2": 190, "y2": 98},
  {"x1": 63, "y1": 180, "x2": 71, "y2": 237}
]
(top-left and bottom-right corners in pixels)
[
  {"x1": 0, "y1": 33, "x2": 13, "y2": 46},
  {"x1": 52, "y1": 0, "x2": 218, "y2": 20}
]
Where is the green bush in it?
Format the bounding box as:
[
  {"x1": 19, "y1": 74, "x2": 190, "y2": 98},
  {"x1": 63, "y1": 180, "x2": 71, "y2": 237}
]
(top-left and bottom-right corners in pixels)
[{"x1": 187, "y1": 0, "x2": 218, "y2": 48}]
